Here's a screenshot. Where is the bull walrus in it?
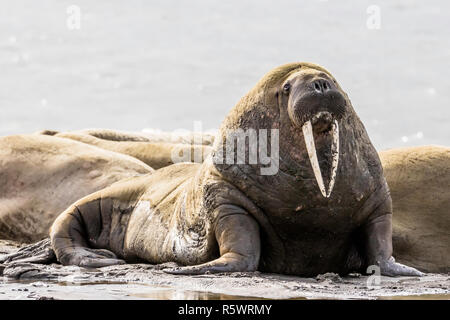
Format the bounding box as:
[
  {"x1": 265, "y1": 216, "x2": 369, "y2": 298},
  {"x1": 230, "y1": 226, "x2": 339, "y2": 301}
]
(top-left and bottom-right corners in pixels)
[
  {"x1": 1, "y1": 63, "x2": 422, "y2": 276},
  {"x1": 0, "y1": 134, "x2": 152, "y2": 242},
  {"x1": 380, "y1": 145, "x2": 450, "y2": 273}
]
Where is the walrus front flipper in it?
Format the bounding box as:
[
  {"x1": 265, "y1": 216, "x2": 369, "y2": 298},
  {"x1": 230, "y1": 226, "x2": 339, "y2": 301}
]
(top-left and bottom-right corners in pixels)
[
  {"x1": 55, "y1": 247, "x2": 126, "y2": 268},
  {"x1": 379, "y1": 257, "x2": 424, "y2": 277},
  {"x1": 50, "y1": 194, "x2": 127, "y2": 268},
  {"x1": 163, "y1": 252, "x2": 254, "y2": 275},
  {"x1": 165, "y1": 210, "x2": 261, "y2": 275},
  {"x1": 0, "y1": 238, "x2": 56, "y2": 265},
  {"x1": 363, "y1": 198, "x2": 424, "y2": 277}
]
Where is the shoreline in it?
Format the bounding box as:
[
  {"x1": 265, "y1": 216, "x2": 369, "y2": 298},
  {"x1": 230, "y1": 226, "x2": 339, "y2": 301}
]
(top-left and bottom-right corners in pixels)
[{"x1": 1, "y1": 240, "x2": 448, "y2": 300}]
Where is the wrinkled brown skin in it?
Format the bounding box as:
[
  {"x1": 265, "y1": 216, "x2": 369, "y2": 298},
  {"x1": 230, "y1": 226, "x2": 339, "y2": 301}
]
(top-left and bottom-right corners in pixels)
[
  {"x1": 40, "y1": 129, "x2": 212, "y2": 170},
  {"x1": 0, "y1": 135, "x2": 152, "y2": 242},
  {"x1": 2, "y1": 63, "x2": 423, "y2": 277},
  {"x1": 380, "y1": 146, "x2": 450, "y2": 273}
]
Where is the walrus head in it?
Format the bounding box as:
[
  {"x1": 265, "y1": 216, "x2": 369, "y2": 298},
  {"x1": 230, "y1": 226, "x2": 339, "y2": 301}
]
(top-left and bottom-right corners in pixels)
[
  {"x1": 213, "y1": 62, "x2": 359, "y2": 201},
  {"x1": 281, "y1": 67, "x2": 347, "y2": 197}
]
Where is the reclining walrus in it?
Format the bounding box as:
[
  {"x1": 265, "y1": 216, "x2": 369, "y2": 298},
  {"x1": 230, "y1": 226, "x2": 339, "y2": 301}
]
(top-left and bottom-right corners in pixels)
[
  {"x1": 0, "y1": 134, "x2": 152, "y2": 242},
  {"x1": 37, "y1": 128, "x2": 213, "y2": 170},
  {"x1": 380, "y1": 145, "x2": 449, "y2": 273},
  {"x1": 0, "y1": 130, "x2": 211, "y2": 243},
  {"x1": 0, "y1": 63, "x2": 426, "y2": 276}
]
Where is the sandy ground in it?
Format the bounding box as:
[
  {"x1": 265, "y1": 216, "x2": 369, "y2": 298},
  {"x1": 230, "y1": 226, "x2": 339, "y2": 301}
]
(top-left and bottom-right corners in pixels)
[{"x1": 1, "y1": 241, "x2": 448, "y2": 300}]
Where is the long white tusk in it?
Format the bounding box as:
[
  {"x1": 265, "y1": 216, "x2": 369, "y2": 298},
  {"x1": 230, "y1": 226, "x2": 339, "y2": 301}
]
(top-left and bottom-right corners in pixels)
[
  {"x1": 302, "y1": 120, "x2": 340, "y2": 198},
  {"x1": 302, "y1": 121, "x2": 327, "y2": 197},
  {"x1": 326, "y1": 120, "x2": 339, "y2": 197}
]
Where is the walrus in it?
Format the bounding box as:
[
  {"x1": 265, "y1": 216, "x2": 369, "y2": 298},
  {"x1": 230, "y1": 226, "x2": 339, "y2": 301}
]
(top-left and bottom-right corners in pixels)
[
  {"x1": 36, "y1": 129, "x2": 213, "y2": 169},
  {"x1": 1, "y1": 63, "x2": 423, "y2": 277},
  {"x1": 380, "y1": 145, "x2": 450, "y2": 273},
  {"x1": 35, "y1": 128, "x2": 216, "y2": 146},
  {"x1": 0, "y1": 134, "x2": 152, "y2": 242}
]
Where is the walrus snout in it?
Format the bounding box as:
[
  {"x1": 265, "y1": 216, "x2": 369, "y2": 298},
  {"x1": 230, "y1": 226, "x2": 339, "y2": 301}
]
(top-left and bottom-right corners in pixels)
[
  {"x1": 290, "y1": 92, "x2": 347, "y2": 127},
  {"x1": 288, "y1": 74, "x2": 347, "y2": 129}
]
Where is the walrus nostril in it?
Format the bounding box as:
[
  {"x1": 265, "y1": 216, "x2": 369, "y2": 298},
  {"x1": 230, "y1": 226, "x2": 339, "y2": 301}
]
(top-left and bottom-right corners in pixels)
[
  {"x1": 313, "y1": 80, "x2": 332, "y2": 93},
  {"x1": 314, "y1": 81, "x2": 322, "y2": 93}
]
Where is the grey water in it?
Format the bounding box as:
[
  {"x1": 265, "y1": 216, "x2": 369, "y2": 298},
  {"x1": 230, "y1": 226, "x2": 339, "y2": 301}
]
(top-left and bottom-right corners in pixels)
[{"x1": 0, "y1": 0, "x2": 449, "y2": 150}]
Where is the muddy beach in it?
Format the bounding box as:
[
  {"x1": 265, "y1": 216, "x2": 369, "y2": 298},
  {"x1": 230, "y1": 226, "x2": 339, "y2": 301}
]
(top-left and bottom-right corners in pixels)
[{"x1": 1, "y1": 241, "x2": 448, "y2": 300}]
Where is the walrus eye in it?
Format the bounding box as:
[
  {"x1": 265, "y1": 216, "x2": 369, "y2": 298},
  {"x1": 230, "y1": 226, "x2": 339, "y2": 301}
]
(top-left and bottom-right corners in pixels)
[{"x1": 283, "y1": 83, "x2": 291, "y2": 93}]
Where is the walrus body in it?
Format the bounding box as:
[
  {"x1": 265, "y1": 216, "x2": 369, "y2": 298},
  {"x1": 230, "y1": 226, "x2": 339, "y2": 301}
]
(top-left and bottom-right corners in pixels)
[
  {"x1": 381, "y1": 146, "x2": 450, "y2": 273},
  {"x1": 0, "y1": 134, "x2": 152, "y2": 242},
  {"x1": 3, "y1": 62, "x2": 420, "y2": 277}
]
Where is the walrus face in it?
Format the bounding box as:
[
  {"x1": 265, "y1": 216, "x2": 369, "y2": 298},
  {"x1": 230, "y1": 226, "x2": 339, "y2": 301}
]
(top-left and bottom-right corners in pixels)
[{"x1": 282, "y1": 69, "x2": 348, "y2": 198}]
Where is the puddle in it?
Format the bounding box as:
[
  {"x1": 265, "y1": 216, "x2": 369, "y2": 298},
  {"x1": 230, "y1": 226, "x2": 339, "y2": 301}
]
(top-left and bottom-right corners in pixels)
[
  {"x1": 1, "y1": 279, "x2": 267, "y2": 300},
  {"x1": 129, "y1": 289, "x2": 267, "y2": 300},
  {"x1": 3, "y1": 279, "x2": 447, "y2": 300}
]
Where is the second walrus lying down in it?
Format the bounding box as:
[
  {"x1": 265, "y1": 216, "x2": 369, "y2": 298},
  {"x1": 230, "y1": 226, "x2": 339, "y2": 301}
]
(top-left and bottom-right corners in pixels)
[
  {"x1": 1, "y1": 62, "x2": 423, "y2": 277},
  {"x1": 380, "y1": 145, "x2": 450, "y2": 274},
  {"x1": 37, "y1": 128, "x2": 213, "y2": 170},
  {"x1": 0, "y1": 134, "x2": 153, "y2": 242}
]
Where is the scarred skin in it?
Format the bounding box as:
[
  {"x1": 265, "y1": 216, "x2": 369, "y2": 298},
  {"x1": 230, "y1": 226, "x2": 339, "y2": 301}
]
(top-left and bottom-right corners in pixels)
[{"x1": 2, "y1": 63, "x2": 423, "y2": 277}]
